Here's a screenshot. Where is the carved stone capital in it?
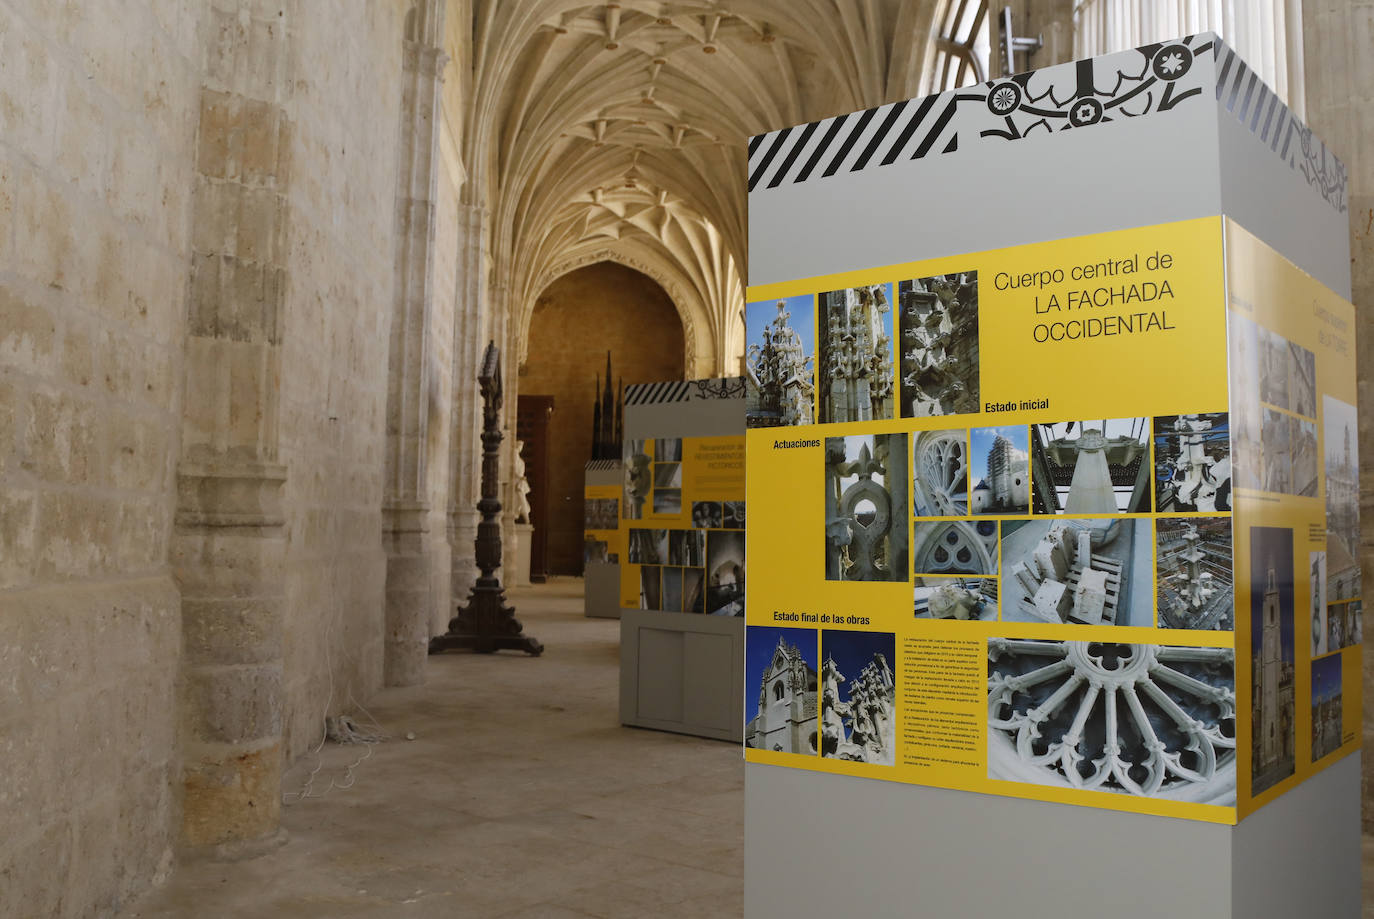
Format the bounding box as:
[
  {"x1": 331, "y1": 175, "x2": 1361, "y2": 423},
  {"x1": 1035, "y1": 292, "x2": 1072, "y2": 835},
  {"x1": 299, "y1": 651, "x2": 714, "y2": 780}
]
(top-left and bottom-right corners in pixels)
[{"x1": 176, "y1": 461, "x2": 288, "y2": 528}]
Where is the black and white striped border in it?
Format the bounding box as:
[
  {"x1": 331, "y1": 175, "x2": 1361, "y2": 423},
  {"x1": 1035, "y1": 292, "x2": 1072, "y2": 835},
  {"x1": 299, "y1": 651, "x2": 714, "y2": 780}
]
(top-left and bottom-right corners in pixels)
[
  {"x1": 585, "y1": 459, "x2": 620, "y2": 470},
  {"x1": 1213, "y1": 43, "x2": 1347, "y2": 213},
  {"x1": 624, "y1": 377, "x2": 746, "y2": 406}
]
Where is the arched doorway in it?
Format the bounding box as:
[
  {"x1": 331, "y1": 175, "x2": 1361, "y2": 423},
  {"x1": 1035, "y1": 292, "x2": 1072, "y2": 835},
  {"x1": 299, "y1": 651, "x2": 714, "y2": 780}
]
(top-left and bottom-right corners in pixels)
[{"x1": 521, "y1": 261, "x2": 685, "y2": 575}]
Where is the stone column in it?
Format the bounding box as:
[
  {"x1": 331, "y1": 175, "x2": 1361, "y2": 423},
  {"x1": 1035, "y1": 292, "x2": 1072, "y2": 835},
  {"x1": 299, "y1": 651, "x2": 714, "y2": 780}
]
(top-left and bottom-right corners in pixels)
[
  {"x1": 383, "y1": 1, "x2": 447, "y2": 687},
  {"x1": 447, "y1": 203, "x2": 487, "y2": 616},
  {"x1": 171, "y1": 0, "x2": 295, "y2": 853},
  {"x1": 1302, "y1": 0, "x2": 1374, "y2": 830}
]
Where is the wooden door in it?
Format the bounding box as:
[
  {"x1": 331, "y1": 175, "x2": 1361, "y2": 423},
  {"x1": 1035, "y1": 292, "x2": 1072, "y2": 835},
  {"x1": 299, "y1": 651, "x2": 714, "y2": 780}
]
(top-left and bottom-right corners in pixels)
[{"x1": 516, "y1": 395, "x2": 555, "y2": 582}]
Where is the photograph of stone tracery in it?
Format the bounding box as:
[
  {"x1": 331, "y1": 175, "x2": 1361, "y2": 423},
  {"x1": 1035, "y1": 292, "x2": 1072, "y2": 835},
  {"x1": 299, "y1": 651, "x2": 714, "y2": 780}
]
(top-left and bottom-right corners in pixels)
[
  {"x1": 912, "y1": 520, "x2": 999, "y2": 576},
  {"x1": 745, "y1": 627, "x2": 819, "y2": 755},
  {"x1": 1228, "y1": 313, "x2": 1262, "y2": 491},
  {"x1": 825, "y1": 434, "x2": 909, "y2": 581},
  {"x1": 1156, "y1": 517, "x2": 1234, "y2": 631},
  {"x1": 1259, "y1": 407, "x2": 1293, "y2": 493},
  {"x1": 898, "y1": 272, "x2": 979, "y2": 417},
  {"x1": 723, "y1": 501, "x2": 746, "y2": 529},
  {"x1": 1031, "y1": 419, "x2": 1150, "y2": 514},
  {"x1": 1250, "y1": 526, "x2": 1297, "y2": 796},
  {"x1": 988, "y1": 638, "x2": 1236, "y2": 803},
  {"x1": 1311, "y1": 653, "x2": 1343, "y2": 763},
  {"x1": 911, "y1": 429, "x2": 969, "y2": 516},
  {"x1": 914, "y1": 577, "x2": 997, "y2": 621},
  {"x1": 1290, "y1": 415, "x2": 1318, "y2": 497},
  {"x1": 970, "y1": 426, "x2": 1030, "y2": 515},
  {"x1": 1259, "y1": 324, "x2": 1317, "y2": 417},
  {"x1": 627, "y1": 528, "x2": 668, "y2": 565},
  {"x1": 1000, "y1": 519, "x2": 1152, "y2": 626},
  {"x1": 623, "y1": 439, "x2": 650, "y2": 518},
  {"x1": 817, "y1": 284, "x2": 895, "y2": 423},
  {"x1": 668, "y1": 529, "x2": 705, "y2": 567},
  {"x1": 820, "y1": 631, "x2": 897, "y2": 765},
  {"x1": 705, "y1": 530, "x2": 745, "y2": 615},
  {"x1": 746, "y1": 294, "x2": 816, "y2": 427},
  {"x1": 1153, "y1": 413, "x2": 1231, "y2": 512}
]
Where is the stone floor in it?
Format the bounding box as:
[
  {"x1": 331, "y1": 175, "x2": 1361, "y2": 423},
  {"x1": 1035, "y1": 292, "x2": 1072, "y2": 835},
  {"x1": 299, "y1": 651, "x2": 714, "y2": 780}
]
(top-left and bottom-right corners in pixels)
[
  {"x1": 126, "y1": 581, "x2": 743, "y2": 918},
  {"x1": 125, "y1": 579, "x2": 1374, "y2": 917}
]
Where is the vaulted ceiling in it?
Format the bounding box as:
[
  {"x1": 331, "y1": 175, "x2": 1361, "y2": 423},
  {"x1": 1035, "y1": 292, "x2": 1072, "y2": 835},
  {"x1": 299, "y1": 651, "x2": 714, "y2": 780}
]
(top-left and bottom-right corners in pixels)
[{"x1": 460, "y1": 1, "x2": 967, "y2": 375}]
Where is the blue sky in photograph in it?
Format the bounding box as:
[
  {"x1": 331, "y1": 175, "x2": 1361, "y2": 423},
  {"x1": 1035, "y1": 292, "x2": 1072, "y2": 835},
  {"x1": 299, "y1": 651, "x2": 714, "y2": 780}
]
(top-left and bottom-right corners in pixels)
[
  {"x1": 746, "y1": 625, "x2": 817, "y2": 716},
  {"x1": 746, "y1": 293, "x2": 814, "y2": 361},
  {"x1": 820, "y1": 630, "x2": 895, "y2": 706},
  {"x1": 970, "y1": 425, "x2": 1028, "y2": 484},
  {"x1": 1312, "y1": 653, "x2": 1342, "y2": 703},
  {"x1": 1249, "y1": 526, "x2": 1295, "y2": 661}
]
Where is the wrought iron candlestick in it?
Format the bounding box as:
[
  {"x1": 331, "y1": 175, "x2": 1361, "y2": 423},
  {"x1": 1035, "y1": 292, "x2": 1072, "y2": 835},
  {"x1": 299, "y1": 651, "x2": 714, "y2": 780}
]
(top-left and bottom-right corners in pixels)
[{"x1": 430, "y1": 341, "x2": 544, "y2": 656}]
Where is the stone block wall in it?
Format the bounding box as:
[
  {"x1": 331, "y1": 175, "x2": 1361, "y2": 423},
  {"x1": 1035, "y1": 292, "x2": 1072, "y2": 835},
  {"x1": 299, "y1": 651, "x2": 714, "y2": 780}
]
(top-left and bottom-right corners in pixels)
[{"x1": 0, "y1": 0, "x2": 201, "y2": 914}]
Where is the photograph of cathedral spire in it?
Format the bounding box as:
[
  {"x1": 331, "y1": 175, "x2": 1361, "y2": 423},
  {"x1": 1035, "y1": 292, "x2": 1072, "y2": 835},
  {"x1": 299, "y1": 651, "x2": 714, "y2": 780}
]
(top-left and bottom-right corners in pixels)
[
  {"x1": 1311, "y1": 653, "x2": 1343, "y2": 763},
  {"x1": 897, "y1": 273, "x2": 979, "y2": 417},
  {"x1": 1000, "y1": 519, "x2": 1152, "y2": 626},
  {"x1": 1290, "y1": 416, "x2": 1318, "y2": 497},
  {"x1": 817, "y1": 284, "x2": 894, "y2": 423},
  {"x1": 819, "y1": 631, "x2": 897, "y2": 765},
  {"x1": 1250, "y1": 526, "x2": 1296, "y2": 796},
  {"x1": 914, "y1": 576, "x2": 997, "y2": 621},
  {"x1": 1311, "y1": 551, "x2": 1329, "y2": 656},
  {"x1": 970, "y1": 426, "x2": 1030, "y2": 515},
  {"x1": 744, "y1": 627, "x2": 819, "y2": 755},
  {"x1": 1153, "y1": 413, "x2": 1231, "y2": 512},
  {"x1": 1156, "y1": 517, "x2": 1233, "y2": 630},
  {"x1": 745, "y1": 294, "x2": 815, "y2": 427},
  {"x1": 825, "y1": 434, "x2": 909, "y2": 581},
  {"x1": 1323, "y1": 395, "x2": 1361, "y2": 650},
  {"x1": 911, "y1": 429, "x2": 969, "y2": 516},
  {"x1": 1031, "y1": 419, "x2": 1150, "y2": 514}
]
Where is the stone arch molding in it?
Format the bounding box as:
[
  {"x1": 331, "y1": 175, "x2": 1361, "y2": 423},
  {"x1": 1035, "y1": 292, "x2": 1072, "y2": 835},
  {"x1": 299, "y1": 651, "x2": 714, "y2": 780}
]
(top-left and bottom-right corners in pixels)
[{"x1": 521, "y1": 249, "x2": 713, "y2": 379}]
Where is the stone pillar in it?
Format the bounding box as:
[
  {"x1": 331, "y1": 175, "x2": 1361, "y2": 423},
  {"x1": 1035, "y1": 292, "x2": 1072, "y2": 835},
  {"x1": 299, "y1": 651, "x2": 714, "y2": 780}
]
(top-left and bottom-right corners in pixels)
[
  {"x1": 383, "y1": 1, "x2": 447, "y2": 687},
  {"x1": 447, "y1": 203, "x2": 487, "y2": 615},
  {"x1": 1301, "y1": 0, "x2": 1374, "y2": 831},
  {"x1": 171, "y1": 0, "x2": 295, "y2": 853}
]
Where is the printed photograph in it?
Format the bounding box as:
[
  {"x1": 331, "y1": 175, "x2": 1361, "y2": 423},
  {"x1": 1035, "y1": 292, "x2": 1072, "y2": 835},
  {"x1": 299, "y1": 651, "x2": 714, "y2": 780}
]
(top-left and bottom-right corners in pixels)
[
  {"x1": 1156, "y1": 517, "x2": 1233, "y2": 631},
  {"x1": 970, "y1": 426, "x2": 1030, "y2": 515},
  {"x1": 820, "y1": 631, "x2": 896, "y2": 765},
  {"x1": 1259, "y1": 326, "x2": 1316, "y2": 417},
  {"x1": 662, "y1": 566, "x2": 683, "y2": 613},
  {"x1": 1250, "y1": 526, "x2": 1296, "y2": 796},
  {"x1": 627, "y1": 528, "x2": 668, "y2": 565},
  {"x1": 723, "y1": 501, "x2": 746, "y2": 529},
  {"x1": 639, "y1": 565, "x2": 662, "y2": 610},
  {"x1": 824, "y1": 433, "x2": 909, "y2": 581},
  {"x1": 623, "y1": 439, "x2": 650, "y2": 519},
  {"x1": 583, "y1": 497, "x2": 620, "y2": 531},
  {"x1": 744, "y1": 626, "x2": 818, "y2": 754},
  {"x1": 1153, "y1": 413, "x2": 1231, "y2": 512},
  {"x1": 988, "y1": 638, "x2": 1236, "y2": 804},
  {"x1": 653, "y1": 462, "x2": 683, "y2": 489},
  {"x1": 683, "y1": 567, "x2": 705, "y2": 614},
  {"x1": 584, "y1": 537, "x2": 608, "y2": 566},
  {"x1": 653, "y1": 488, "x2": 682, "y2": 515},
  {"x1": 912, "y1": 520, "x2": 999, "y2": 576},
  {"x1": 1228, "y1": 314, "x2": 1262, "y2": 491},
  {"x1": 1031, "y1": 419, "x2": 1150, "y2": 514},
  {"x1": 911, "y1": 429, "x2": 969, "y2": 516},
  {"x1": 898, "y1": 272, "x2": 979, "y2": 417},
  {"x1": 705, "y1": 530, "x2": 745, "y2": 616},
  {"x1": 1260, "y1": 407, "x2": 1292, "y2": 493},
  {"x1": 1324, "y1": 396, "x2": 1361, "y2": 607},
  {"x1": 655, "y1": 438, "x2": 684, "y2": 462},
  {"x1": 1311, "y1": 652, "x2": 1343, "y2": 763},
  {"x1": 1329, "y1": 600, "x2": 1363, "y2": 651},
  {"x1": 1290, "y1": 416, "x2": 1318, "y2": 497},
  {"x1": 746, "y1": 294, "x2": 816, "y2": 428},
  {"x1": 817, "y1": 284, "x2": 895, "y2": 424},
  {"x1": 914, "y1": 576, "x2": 997, "y2": 621},
  {"x1": 1000, "y1": 519, "x2": 1151, "y2": 626},
  {"x1": 691, "y1": 501, "x2": 723, "y2": 528},
  {"x1": 1311, "y1": 551, "x2": 1328, "y2": 656},
  {"x1": 668, "y1": 529, "x2": 705, "y2": 567}
]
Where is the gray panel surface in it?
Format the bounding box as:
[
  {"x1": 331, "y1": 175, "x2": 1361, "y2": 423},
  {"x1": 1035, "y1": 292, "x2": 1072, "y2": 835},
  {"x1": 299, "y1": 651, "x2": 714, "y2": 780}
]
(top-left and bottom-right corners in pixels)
[
  {"x1": 619, "y1": 610, "x2": 744, "y2": 742},
  {"x1": 583, "y1": 560, "x2": 621, "y2": 618}
]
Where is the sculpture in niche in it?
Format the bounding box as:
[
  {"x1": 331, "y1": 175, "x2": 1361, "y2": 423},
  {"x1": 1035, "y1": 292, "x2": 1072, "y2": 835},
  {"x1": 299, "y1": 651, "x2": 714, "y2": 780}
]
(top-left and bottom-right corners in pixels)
[
  {"x1": 824, "y1": 434, "x2": 908, "y2": 581},
  {"x1": 914, "y1": 577, "x2": 997, "y2": 620},
  {"x1": 898, "y1": 273, "x2": 979, "y2": 418},
  {"x1": 512, "y1": 438, "x2": 531, "y2": 524},
  {"x1": 987, "y1": 638, "x2": 1236, "y2": 803},
  {"x1": 1154, "y1": 413, "x2": 1231, "y2": 512},
  {"x1": 911, "y1": 430, "x2": 968, "y2": 516},
  {"x1": 746, "y1": 300, "x2": 814, "y2": 426},
  {"x1": 818, "y1": 285, "x2": 893, "y2": 423},
  {"x1": 430, "y1": 342, "x2": 543, "y2": 656},
  {"x1": 820, "y1": 651, "x2": 896, "y2": 764},
  {"x1": 744, "y1": 636, "x2": 818, "y2": 754},
  {"x1": 1156, "y1": 517, "x2": 1233, "y2": 630}
]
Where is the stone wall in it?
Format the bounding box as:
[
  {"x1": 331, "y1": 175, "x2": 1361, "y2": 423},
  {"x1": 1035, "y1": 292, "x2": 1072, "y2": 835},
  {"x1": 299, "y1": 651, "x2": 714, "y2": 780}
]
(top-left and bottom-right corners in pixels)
[
  {"x1": 0, "y1": 0, "x2": 200, "y2": 913},
  {"x1": 521, "y1": 262, "x2": 685, "y2": 575}
]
